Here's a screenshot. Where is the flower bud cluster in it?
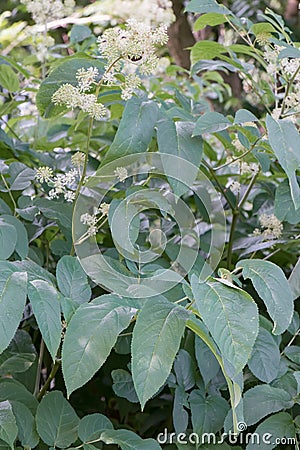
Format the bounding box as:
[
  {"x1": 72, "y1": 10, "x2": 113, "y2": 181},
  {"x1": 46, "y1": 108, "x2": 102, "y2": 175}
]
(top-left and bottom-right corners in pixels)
[
  {"x1": 98, "y1": 19, "x2": 168, "y2": 100},
  {"x1": 20, "y1": 0, "x2": 75, "y2": 24},
  {"x1": 253, "y1": 213, "x2": 283, "y2": 240},
  {"x1": 80, "y1": 203, "x2": 110, "y2": 238},
  {"x1": 51, "y1": 67, "x2": 108, "y2": 120}
]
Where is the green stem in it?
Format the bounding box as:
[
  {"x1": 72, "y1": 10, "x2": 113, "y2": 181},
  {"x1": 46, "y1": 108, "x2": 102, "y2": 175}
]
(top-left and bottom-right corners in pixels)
[
  {"x1": 186, "y1": 319, "x2": 239, "y2": 434},
  {"x1": 37, "y1": 359, "x2": 61, "y2": 401},
  {"x1": 202, "y1": 160, "x2": 236, "y2": 211},
  {"x1": 34, "y1": 339, "x2": 45, "y2": 397},
  {"x1": 227, "y1": 210, "x2": 239, "y2": 269},
  {"x1": 280, "y1": 64, "x2": 300, "y2": 117}
]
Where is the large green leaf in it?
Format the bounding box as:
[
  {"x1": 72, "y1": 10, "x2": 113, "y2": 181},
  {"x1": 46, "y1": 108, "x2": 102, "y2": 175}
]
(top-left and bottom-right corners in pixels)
[
  {"x1": 185, "y1": 0, "x2": 231, "y2": 15},
  {"x1": 0, "y1": 272, "x2": 27, "y2": 355},
  {"x1": 0, "y1": 221, "x2": 17, "y2": 260},
  {"x1": 7, "y1": 162, "x2": 35, "y2": 191},
  {"x1": 0, "y1": 401, "x2": 17, "y2": 450},
  {"x1": 266, "y1": 115, "x2": 300, "y2": 209},
  {"x1": 36, "y1": 56, "x2": 105, "y2": 117},
  {"x1": 100, "y1": 429, "x2": 162, "y2": 450},
  {"x1": 78, "y1": 413, "x2": 113, "y2": 443},
  {"x1": 131, "y1": 296, "x2": 189, "y2": 409},
  {"x1": 0, "y1": 330, "x2": 36, "y2": 376},
  {"x1": 243, "y1": 385, "x2": 293, "y2": 426},
  {"x1": 28, "y1": 280, "x2": 61, "y2": 361},
  {"x1": 195, "y1": 335, "x2": 220, "y2": 387},
  {"x1": 56, "y1": 255, "x2": 91, "y2": 304},
  {"x1": 36, "y1": 391, "x2": 79, "y2": 448},
  {"x1": 189, "y1": 390, "x2": 229, "y2": 435},
  {"x1": 157, "y1": 118, "x2": 203, "y2": 197},
  {"x1": 62, "y1": 294, "x2": 136, "y2": 396},
  {"x1": 191, "y1": 41, "x2": 228, "y2": 67},
  {"x1": 246, "y1": 412, "x2": 296, "y2": 450},
  {"x1": 11, "y1": 402, "x2": 39, "y2": 448},
  {"x1": 194, "y1": 13, "x2": 227, "y2": 30},
  {"x1": 193, "y1": 112, "x2": 231, "y2": 135},
  {"x1": 248, "y1": 327, "x2": 280, "y2": 383},
  {"x1": 237, "y1": 259, "x2": 294, "y2": 334},
  {"x1": 289, "y1": 257, "x2": 300, "y2": 300},
  {"x1": 0, "y1": 215, "x2": 28, "y2": 259},
  {"x1": 191, "y1": 277, "x2": 258, "y2": 374},
  {"x1": 0, "y1": 379, "x2": 38, "y2": 414},
  {"x1": 0, "y1": 65, "x2": 19, "y2": 92},
  {"x1": 274, "y1": 179, "x2": 300, "y2": 224},
  {"x1": 102, "y1": 96, "x2": 159, "y2": 164}
]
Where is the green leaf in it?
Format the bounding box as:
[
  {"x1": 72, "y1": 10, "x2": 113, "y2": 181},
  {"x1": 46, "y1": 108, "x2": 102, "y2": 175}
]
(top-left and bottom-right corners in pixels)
[
  {"x1": 112, "y1": 369, "x2": 139, "y2": 403},
  {"x1": 0, "y1": 65, "x2": 19, "y2": 92},
  {"x1": 11, "y1": 402, "x2": 39, "y2": 448},
  {"x1": 246, "y1": 412, "x2": 295, "y2": 450},
  {"x1": 0, "y1": 330, "x2": 36, "y2": 376},
  {"x1": 0, "y1": 379, "x2": 38, "y2": 414},
  {"x1": 0, "y1": 221, "x2": 17, "y2": 260},
  {"x1": 251, "y1": 23, "x2": 277, "y2": 35},
  {"x1": 289, "y1": 257, "x2": 300, "y2": 300},
  {"x1": 70, "y1": 25, "x2": 92, "y2": 44},
  {"x1": 36, "y1": 391, "x2": 79, "y2": 448},
  {"x1": 131, "y1": 296, "x2": 189, "y2": 409},
  {"x1": 191, "y1": 278, "x2": 258, "y2": 374},
  {"x1": 237, "y1": 259, "x2": 294, "y2": 334},
  {"x1": 284, "y1": 345, "x2": 300, "y2": 364},
  {"x1": 0, "y1": 215, "x2": 28, "y2": 259},
  {"x1": 189, "y1": 390, "x2": 229, "y2": 435},
  {"x1": 28, "y1": 280, "x2": 61, "y2": 361},
  {"x1": 195, "y1": 335, "x2": 220, "y2": 386},
  {"x1": 100, "y1": 429, "x2": 162, "y2": 450},
  {"x1": 0, "y1": 401, "x2": 17, "y2": 450},
  {"x1": 275, "y1": 179, "x2": 300, "y2": 224},
  {"x1": 193, "y1": 112, "x2": 231, "y2": 135},
  {"x1": 0, "y1": 272, "x2": 27, "y2": 354},
  {"x1": 62, "y1": 294, "x2": 136, "y2": 396},
  {"x1": 174, "y1": 349, "x2": 196, "y2": 391},
  {"x1": 266, "y1": 114, "x2": 300, "y2": 209},
  {"x1": 7, "y1": 162, "x2": 35, "y2": 191},
  {"x1": 173, "y1": 387, "x2": 189, "y2": 434},
  {"x1": 36, "y1": 56, "x2": 105, "y2": 117},
  {"x1": 243, "y1": 385, "x2": 293, "y2": 426},
  {"x1": 157, "y1": 119, "x2": 203, "y2": 196},
  {"x1": 102, "y1": 97, "x2": 159, "y2": 164},
  {"x1": 56, "y1": 255, "x2": 91, "y2": 304},
  {"x1": 191, "y1": 41, "x2": 228, "y2": 66},
  {"x1": 78, "y1": 414, "x2": 113, "y2": 443},
  {"x1": 185, "y1": 0, "x2": 231, "y2": 15},
  {"x1": 34, "y1": 198, "x2": 72, "y2": 228},
  {"x1": 248, "y1": 327, "x2": 280, "y2": 383},
  {"x1": 194, "y1": 13, "x2": 227, "y2": 31},
  {"x1": 234, "y1": 109, "x2": 258, "y2": 124}
]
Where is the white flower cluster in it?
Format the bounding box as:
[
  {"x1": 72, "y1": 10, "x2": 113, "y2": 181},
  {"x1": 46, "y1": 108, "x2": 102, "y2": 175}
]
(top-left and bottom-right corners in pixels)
[
  {"x1": 20, "y1": 0, "x2": 75, "y2": 24},
  {"x1": 98, "y1": 19, "x2": 168, "y2": 100},
  {"x1": 80, "y1": 203, "x2": 110, "y2": 238},
  {"x1": 253, "y1": 213, "x2": 283, "y2": 240},
  {"x1": 226, "y1": 156, "x2": 259, "y2": 176},
  {"x1": 51, "y1": 67, "x2": 108, "y2": 120},
  {"x1": 264, "y1": 44, "x2": 300, "y2": 117},
  {"x1": 71, "y1": 151, "x2": 86, "y2": 168},
  {"x1": 114, "y1": 166, "x2": 128, "y2": 182},
  {"x1": 99, "y1": 0, "x2": 175, "y2": 26},
  {"x1": 35, "y1": 164, "x2": 79, "y2": 203},
  {"x1": 229, "y1": 180, "x2": 241, "y2": 194}
]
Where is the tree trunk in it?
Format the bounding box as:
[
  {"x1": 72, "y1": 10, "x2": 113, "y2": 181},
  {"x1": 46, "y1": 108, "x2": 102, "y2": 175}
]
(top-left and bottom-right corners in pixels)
[{"x1": 167, "y1": 0, "x2": 195, "y2": 69}]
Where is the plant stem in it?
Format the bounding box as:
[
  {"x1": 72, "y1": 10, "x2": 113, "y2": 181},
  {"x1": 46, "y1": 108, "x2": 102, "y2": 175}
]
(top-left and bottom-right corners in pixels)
[
  {"x1": 34, "y1": 339, "x2": 45, "y2": 397},
  {"x1": 186, "y1": 319, "x2": 239, "y2": 434},
  {"x1": 202, "y1": 160, "x2": 236, "y2": 211},
  {"x1": 37, "y1": 359, "x2": 61, "y2": 401},
  {"x1": 1, "y1": 173, "x2": 17, "y2": 215}
]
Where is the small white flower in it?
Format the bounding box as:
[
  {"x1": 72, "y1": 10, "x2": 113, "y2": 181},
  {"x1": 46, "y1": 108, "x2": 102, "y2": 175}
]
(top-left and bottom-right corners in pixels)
[
  {"x1": 229, "y1": 181, "x2": 241, "y2": 194},
  {"x1": 71, "y1": 152, "x2": 86, "y2": 168},
  {"x1": 87, "y1": 225, "x2": 98, "y2": 236},
  {"x1": 80, "y1": 213, "x2": 97, "y2": 226},
  {"x1": 99, "y1": 202, "x2": 110, "y2": 216},
  {"x1": 64, "y1": 191, "x2": 76, "y2": 202},
  {"x1": 76, "y1": 67, "x2": 99, "y2": 92},
  {"x1": 35, "y1": 166, "x2": 53, "y2": 183},
  {"x1": 114, "y1": 167, "x2": 128, "y2": 182}
]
